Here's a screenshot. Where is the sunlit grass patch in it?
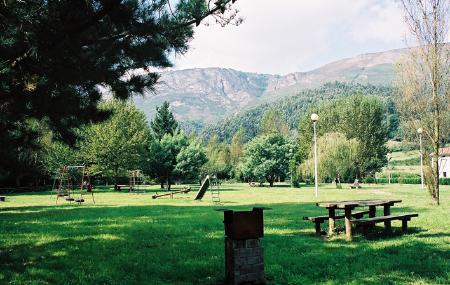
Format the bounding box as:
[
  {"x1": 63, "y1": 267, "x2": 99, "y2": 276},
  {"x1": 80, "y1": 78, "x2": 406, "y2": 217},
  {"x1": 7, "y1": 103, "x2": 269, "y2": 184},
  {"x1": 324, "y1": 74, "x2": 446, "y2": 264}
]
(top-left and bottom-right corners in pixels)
[{"x1": 0, "y1": 183, "x2": 449, "y2": 284}]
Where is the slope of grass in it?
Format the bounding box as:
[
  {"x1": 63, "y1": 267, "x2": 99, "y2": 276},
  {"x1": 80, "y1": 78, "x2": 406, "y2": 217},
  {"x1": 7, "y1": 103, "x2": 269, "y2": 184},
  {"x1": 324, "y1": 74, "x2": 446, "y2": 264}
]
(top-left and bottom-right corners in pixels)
[
  {"x1": 1, "y1": 184, "x2": 449, "y2": 284},
  {"x1": 380, "y1": 150, "x2": 422, "y2": 175}
]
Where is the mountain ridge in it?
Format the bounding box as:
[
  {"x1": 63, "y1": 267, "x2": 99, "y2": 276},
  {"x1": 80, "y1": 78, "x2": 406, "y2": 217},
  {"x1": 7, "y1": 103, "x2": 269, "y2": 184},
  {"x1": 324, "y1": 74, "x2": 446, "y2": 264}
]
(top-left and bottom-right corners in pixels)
[{"x1": 133, "y1": 47, "x2": 410, "y2": 129}]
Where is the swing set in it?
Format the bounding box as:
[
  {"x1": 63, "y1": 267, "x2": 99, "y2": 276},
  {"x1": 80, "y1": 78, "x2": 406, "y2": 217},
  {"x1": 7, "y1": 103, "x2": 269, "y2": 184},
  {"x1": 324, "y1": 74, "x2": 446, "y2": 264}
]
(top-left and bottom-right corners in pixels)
[{"x1": 54, "y1": 165, "x2": 95, "y2": 205}]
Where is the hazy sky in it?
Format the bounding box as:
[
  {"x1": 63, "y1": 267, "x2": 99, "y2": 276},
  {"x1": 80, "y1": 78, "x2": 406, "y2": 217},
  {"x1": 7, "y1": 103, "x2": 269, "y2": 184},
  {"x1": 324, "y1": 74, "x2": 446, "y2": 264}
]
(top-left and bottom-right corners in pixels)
[{"x1": 172, "y1": 0, "x2": 410, "y2": 75}]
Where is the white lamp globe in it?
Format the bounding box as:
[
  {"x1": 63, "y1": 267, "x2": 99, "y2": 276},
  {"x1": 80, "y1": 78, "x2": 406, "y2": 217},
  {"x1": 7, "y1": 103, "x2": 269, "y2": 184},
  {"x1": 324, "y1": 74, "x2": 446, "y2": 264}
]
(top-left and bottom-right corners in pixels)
[
  {"x1": 417, "y1": 128, "x2": 423, "y2": 134},
  {"x1": 311, "y1": 113, "x2": 319, "y2": 122}
]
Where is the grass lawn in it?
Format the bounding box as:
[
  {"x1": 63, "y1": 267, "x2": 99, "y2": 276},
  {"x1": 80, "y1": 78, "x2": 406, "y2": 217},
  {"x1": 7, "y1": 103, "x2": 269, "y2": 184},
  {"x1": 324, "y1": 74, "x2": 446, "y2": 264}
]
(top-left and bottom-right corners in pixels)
[{"x1": 1, "y1": 183, "x2": 449, "y2": 285}]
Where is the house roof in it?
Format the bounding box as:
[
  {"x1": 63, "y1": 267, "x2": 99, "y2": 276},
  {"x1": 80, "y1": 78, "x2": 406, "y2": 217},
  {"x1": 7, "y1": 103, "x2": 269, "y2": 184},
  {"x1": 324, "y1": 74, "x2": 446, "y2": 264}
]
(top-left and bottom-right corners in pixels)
[{"x1": 440, "y1": 147, "x2": 450, "y2": 156}]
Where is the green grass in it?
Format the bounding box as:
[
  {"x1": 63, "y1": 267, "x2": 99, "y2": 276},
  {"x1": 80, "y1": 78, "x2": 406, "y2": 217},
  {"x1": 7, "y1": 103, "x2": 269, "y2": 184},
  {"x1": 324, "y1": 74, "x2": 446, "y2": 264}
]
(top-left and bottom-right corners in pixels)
[
  {"x1": 1, "y1": 184, "x2": 449, "y2": 284},
  {"x1": 380, "y1": 150, "x2": 422, "y2": 175}
]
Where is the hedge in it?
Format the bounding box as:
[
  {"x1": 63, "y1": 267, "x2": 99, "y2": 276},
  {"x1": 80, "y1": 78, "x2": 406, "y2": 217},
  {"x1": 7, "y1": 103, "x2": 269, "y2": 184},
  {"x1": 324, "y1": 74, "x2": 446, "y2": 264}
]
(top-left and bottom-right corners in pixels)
[{"x1": 362, "y1": 177, "x2": 450, "y2": 185}]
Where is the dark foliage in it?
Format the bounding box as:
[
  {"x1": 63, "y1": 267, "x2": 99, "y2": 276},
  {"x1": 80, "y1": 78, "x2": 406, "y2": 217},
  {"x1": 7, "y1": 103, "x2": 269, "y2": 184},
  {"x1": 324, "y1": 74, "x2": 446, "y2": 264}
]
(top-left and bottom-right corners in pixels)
[
  {"x1": 0, "y1": 0, "x2": 238, "y2": 186},
  {"x1": 150, "y1": 101, "x2": 179, "y2": 140}
]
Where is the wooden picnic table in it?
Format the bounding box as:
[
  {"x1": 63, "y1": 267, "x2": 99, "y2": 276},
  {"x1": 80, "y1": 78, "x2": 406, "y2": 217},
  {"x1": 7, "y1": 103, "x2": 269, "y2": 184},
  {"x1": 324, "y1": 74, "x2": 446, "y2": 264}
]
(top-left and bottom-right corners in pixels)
[{"x1": 316, "y1": 199, "x2": 402, "y2": 240}]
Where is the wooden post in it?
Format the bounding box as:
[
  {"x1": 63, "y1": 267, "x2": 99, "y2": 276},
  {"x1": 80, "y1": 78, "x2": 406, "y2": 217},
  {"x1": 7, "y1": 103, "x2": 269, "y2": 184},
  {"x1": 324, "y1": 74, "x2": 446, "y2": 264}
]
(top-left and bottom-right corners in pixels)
[
  {"x1": 328, "y1": 207, "x2": 336, "y2": 236},
  {"x1": 369, "y1": 206, "x2": 376, "y2": 218},
  {"x1": 402, "y1": 219, "x2": 408, "y2": 233},
  {"x1": 315, "y1": 221, "x2": 321, "y2": 235},
  {"x1": 384, "y1": 205, "x2": 391, "y2": 231},
  {"x1": 344, "y1": 206, "x2": 352, "y2": 240}
]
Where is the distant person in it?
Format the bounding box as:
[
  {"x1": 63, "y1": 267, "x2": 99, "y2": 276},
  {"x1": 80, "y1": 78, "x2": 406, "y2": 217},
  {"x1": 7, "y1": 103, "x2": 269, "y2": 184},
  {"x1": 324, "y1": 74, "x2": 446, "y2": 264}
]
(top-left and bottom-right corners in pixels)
[{"x1": 353, "y1": 178, "x2": 360, "y2": 189}]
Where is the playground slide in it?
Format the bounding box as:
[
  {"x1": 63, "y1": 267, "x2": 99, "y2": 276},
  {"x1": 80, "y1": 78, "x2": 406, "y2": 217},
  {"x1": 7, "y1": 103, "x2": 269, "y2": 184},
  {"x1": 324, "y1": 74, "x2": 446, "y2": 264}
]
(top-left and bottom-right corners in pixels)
[{"x1": 194, "y1": 175, "x2": 210, "y2": 200}]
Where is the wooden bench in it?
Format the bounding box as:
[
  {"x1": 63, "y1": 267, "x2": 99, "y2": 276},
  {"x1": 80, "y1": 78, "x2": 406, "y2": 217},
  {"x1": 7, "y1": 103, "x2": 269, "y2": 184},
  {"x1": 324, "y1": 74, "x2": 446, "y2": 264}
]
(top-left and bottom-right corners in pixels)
[
  {"x1": 0, "y1": 196, "x2": 5, "y2": 202},
  {"x1": 115, "y1": 185, "x2": 131, "y2": 191},
  {"x1": 304, "y1": 210, "x2": 370, "y2": 235},
  {"x1": 351, "y1": 213, "x2": 418, "y2": 234}
]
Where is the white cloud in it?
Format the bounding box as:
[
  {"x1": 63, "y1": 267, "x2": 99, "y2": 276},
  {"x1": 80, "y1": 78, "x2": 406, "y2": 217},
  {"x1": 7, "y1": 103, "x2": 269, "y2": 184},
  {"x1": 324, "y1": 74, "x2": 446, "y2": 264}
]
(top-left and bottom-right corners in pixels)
[
  {"x1": 348, "y1": 1, "x2": 407, "y2": 43},
  {"x1": 172, "y1": 0, "x2": 409, "y2": 74}
]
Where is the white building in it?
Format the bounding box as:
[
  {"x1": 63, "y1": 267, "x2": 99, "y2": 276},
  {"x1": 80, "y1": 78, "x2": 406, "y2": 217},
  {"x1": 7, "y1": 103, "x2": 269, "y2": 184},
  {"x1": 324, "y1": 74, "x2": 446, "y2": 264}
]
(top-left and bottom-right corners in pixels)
[{"x1": 438, "y1": 147, "x2": 450, "y2": 178}]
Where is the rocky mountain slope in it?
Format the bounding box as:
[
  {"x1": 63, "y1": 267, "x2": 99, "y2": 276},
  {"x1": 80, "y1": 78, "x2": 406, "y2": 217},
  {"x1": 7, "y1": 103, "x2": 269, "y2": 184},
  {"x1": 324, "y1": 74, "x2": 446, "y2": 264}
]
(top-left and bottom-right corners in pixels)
[{"x1": 134, "y1": 47, "x2": 409, "y2": 128}]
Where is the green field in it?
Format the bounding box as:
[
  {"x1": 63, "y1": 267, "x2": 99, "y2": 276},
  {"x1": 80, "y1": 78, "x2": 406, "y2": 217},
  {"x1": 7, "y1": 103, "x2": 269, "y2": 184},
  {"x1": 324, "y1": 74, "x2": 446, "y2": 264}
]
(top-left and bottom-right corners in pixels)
[
  {"x1": 380, "y1": 149, "x2": 421, "y2": 175},
  {"x1": 1, "y1": 184, "x2": 449, "y2": 285}
]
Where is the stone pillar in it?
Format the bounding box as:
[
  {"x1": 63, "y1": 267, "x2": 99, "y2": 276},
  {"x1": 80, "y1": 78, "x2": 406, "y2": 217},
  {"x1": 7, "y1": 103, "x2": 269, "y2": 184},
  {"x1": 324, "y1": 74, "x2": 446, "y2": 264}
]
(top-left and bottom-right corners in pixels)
[{"x1": 225, "y1": 237, "x2": 265, "y2": 285}]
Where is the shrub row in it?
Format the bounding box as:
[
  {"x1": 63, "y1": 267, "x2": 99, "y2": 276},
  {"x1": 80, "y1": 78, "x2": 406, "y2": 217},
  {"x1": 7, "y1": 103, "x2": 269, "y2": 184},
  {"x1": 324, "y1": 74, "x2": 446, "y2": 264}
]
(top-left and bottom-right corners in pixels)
[{"x1": 362, "y1": 177, "x2": 450, "y2": 185}]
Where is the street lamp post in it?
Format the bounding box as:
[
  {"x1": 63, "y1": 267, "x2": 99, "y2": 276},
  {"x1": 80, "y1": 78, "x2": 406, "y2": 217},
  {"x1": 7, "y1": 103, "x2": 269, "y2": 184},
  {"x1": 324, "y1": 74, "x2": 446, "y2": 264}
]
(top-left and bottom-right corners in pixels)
[
  {"x1": 387, "y1": 153, "x2": 391, "y2": 184},
  {"x1": 311, "y1": 113, "x2": 319, "y2": 197},
  {"x1": 289, "y1": 148, "x2": 293, "y2": 188},
  {"x1": 417, "y1": 128, "x2": 424, "y2": 190}
]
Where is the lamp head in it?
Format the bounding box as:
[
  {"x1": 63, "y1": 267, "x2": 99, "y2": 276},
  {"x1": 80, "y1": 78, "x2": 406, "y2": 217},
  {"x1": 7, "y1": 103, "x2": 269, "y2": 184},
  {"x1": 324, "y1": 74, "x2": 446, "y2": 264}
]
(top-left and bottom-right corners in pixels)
[
  {"x1": 311, "y1": 113, "x2": 319, "y2": 122},
  {"x1": 417, "y1": 128, "x2": 423, "y2": 134}
]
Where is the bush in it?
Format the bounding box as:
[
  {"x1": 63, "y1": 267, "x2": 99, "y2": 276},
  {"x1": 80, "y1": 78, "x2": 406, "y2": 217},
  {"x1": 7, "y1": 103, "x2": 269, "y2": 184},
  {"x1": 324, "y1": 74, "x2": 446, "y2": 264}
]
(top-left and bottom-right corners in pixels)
[
  {"x1": 362, "y1": 177, "x2": 375, "y2": 183},
  {"x1": 363, "y1": 175, "x2": 449, "y2": 185},
  {"x1": 398, "y1": 177, "x2": 421, "y2": 184}
]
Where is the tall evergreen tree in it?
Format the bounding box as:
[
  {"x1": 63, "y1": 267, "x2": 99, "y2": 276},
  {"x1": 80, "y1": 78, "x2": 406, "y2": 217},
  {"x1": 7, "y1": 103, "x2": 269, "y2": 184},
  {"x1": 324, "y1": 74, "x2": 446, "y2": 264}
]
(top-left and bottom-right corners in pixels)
[
  {"x1": 150, "y1": 101, "x2": 179, "y2": 140},
  {"x1": 0, "y1": 0, "x2": 240, "y2": 186}
]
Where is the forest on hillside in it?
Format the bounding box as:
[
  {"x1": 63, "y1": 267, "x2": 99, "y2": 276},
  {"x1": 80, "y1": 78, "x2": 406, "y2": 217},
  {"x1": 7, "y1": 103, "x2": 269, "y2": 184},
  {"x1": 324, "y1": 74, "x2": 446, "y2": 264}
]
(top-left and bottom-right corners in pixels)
[{"x1": 200, "y1": 82, "x2": 398, "y2": 142}]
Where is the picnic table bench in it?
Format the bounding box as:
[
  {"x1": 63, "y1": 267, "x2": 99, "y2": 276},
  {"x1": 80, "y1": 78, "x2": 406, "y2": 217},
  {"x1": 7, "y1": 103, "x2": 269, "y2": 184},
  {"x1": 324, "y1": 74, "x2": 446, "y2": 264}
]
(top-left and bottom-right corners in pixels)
[
  {"x1": 352, "y1": 213, "x2": 419, "y2": 234},
  {"x1": 303, "y1": 210, "x2": 370, "y2": 235},
  {"x1": 115, "y1": 184, "x2": 131, "y2": 191},
  {"x1": 309, "y1": 199, "x2": 418, "y2": 240}
]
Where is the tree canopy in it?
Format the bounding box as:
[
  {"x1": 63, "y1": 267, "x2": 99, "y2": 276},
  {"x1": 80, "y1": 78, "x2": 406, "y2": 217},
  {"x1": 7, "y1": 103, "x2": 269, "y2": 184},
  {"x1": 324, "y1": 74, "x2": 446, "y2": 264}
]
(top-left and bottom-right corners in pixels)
[
  {"x1": 202, "y1": 82, "x2": 396, "y2": 143},
  {"x1": 81, "y1": 100, "x2": 151, "y2": 186},
  {"x1": 0, "y1": 0, "x2": 239, "y2": 186},
  {"x1": 147, "y1": 133, "x2": 207, "y2": 190},
  {"x1": 239, "y1": 133, "x2": 290, "y2": 187},
  {"x1": 151, "y1": 101, "x2": 179, "y2": 140},
  {"x1": 299, "y1": 132, "x2": 359, "y2": 183},
  {"x1": 298, "y1": 95, "x2": 389, "y2": 177}
]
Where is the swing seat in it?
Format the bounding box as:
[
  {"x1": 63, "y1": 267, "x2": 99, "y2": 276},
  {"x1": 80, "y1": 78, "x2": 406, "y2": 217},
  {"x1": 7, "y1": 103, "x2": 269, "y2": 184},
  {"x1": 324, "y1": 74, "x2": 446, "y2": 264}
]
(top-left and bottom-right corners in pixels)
[
  {"x1": 65, "y1": 198, "x2": 75, "y2": 201},
  {"x1": 57, "y1": 194, "x2": 68, "y2": 197},
  {"x1": 75, "y1": 198, "x2": 85, "y2": 203}
]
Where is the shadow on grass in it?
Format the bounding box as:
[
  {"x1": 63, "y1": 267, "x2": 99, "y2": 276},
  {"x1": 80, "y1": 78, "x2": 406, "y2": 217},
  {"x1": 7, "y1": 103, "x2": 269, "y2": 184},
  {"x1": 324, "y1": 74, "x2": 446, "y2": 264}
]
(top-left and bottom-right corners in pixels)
[{"x1": 0, "y1": 202, "x2": 448, "y2": 285}]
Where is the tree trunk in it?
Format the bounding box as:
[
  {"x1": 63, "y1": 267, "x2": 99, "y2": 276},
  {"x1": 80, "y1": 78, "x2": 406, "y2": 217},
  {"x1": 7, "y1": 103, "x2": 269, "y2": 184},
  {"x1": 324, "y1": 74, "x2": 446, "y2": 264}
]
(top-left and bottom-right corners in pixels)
[
  {"x1": 167, "y1": 175, "x2": 171, "y2": 191},
  {"x1": 431, "y1": 10, "x2": 440, "y2": 205},
  {"x1": 15, "y1": 175, "x2": 22, "y2": 187},
  {"x1": 114, "y1": 165, "x2": 119, "y2": 190},
  {"x1": 269, "y1": 178, "x2": 274, "y2": 187},
  {"x1": 160, "y1": 180, "x2": 164, "y2": 189}
]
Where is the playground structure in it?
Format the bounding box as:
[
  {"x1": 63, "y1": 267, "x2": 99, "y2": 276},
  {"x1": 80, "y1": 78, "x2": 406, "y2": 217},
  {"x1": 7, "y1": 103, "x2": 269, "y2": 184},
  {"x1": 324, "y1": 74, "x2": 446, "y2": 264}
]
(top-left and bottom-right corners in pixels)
[
  {"x1": 210, "y1": 175, "x2": 221, "y2": 204},
  {"x1": 152, "y1": 187, "x2": 191, "y2": 199},
  {"x1": 152, "y1": 174, "x2": 220, "y2": 202},
  {"x1": 54, "y1": 166, "x2": 95, "y2": 205},
  {"x1": 115, "y1": 170, "x2": 145, "y2": 193},
  {"x1": 129, "y1": 170, "x2": 145, "y2": 193},
  {"x1": 194, "y1": 175, "x2": 221, "y2": 203}
]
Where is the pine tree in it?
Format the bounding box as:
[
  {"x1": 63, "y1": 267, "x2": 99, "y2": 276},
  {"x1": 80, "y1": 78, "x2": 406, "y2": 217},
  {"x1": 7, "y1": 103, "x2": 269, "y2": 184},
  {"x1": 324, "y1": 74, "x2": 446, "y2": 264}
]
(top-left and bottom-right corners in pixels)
[
  {"x1": 0, "y1": 0, "x2": 239, "y2": 186},
  {"x1": 150, "y1": 102, "x2": 179, "y2": 141}
]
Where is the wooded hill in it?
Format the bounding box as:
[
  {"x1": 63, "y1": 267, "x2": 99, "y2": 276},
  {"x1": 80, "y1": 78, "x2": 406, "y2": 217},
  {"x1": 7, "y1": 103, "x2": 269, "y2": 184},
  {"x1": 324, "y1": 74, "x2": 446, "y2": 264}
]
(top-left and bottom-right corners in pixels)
[{"x1": 201, "y1": 82, "x2": 398, "y2": 142}]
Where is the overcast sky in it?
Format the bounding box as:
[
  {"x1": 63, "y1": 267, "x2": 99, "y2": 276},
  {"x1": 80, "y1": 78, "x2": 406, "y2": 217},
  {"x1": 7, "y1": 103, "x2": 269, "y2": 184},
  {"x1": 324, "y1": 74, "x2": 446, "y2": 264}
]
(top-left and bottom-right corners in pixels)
[{"x1": 172, "y1": 0, "x2": 411, "y2": 75}]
